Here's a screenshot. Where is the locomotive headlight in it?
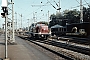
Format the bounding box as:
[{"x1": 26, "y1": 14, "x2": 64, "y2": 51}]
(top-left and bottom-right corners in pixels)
[
  {"x1": 41, "y1": 35, "x2": 44, "y2": 37},
  {"x1": 39, "y1": 32, "x2": 41, "y2": 34}
]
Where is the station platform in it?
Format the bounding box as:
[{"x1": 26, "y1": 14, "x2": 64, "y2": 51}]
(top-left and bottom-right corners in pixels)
[{"x1": 0, "y1": 34, "x2": 53, "y2": 60}]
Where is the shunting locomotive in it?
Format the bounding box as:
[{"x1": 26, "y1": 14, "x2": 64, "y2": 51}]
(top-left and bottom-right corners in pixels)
[{"x1": 29, "y1": 23, "x2": 51, "y2": 39}]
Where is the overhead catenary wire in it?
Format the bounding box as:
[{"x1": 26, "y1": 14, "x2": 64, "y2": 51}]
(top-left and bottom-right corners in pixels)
[
  {"x1": 13, "y1": 1, "x2": 50, "y2": 25},
  {"x1": 53, "y1": 0, "x2": 59, "y2": 7},
  {"x1": 76, "y1": 0, "x2": 80, "y2": 4},
  {"x1": 15, "y1": 1, "x2": 90, "y2": 23},
  {"x1": 47, "y1": 0, "x2": 57, "y2": 9},
  {"x1": 25, "y1": 1, "x2": 50, "y2": 19},
  {"x1": 75, "y1": 0, "x2": 90, "y2": 8},
  {"x1": 14, "y1": 0, "x2": 62, "y2": 21},
  {"x1": 71, "y1": 0, "x2": 89, "y2": 9},
  {"x1": 71, "y1": 3, "x2": 88, "y2": 9},
  {"x1": 84, "y1": 0, "x2": 90, "y2": 7}
]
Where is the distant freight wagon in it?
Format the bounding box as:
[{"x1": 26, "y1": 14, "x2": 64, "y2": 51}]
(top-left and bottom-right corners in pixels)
[{"x1": 66, "y1": 22, "x2": 90, "y2": 37}]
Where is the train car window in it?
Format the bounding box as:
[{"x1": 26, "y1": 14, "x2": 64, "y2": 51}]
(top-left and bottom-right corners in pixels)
[
  {"x1": 61, "y1": 28, "x2": 62, "y2": 32},
  {"x1": 64, "y1": 28, "x2": 66, "y2": 32},
  {"x1": 56, "y1": 28, "x2": 58, "y2": 31},
  {"x1": 59, "y1": 28, "x2": 61, "y2": 31}
]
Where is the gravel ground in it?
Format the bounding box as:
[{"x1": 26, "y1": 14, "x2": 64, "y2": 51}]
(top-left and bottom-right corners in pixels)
[{"x1": 31, "y1": 39, "x2": 90, "y2": 60}]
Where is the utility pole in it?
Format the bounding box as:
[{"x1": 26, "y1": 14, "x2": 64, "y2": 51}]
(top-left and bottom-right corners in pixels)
[
  {"x1": 15, "y1": 12, "x2": 17, "y2": 32},
  {"x1": 59, "y1": 0, "x2": 60, "y2": 13},
  {"x1": 48, "y1": 10, "x2": 49, "y2": 24},
  {"x1": 27, "y1": 19, "x2": 29, "y2": 31},
  {"x1": 11, "y1": 0, "x2": 15, "y2": 43},
  {"x1": 20, "y1": 14, "x2": 22, "y2": 28},
  {"x1": 21, "y1": 14, "x2": 22, "y2": 28},
  {"x1": 18, "y1": 14, "x2": 22, "y2": 29},
  {"x1": 80, "y1": 0, "x2": 83, "y2": 23},
  {"x1": 33, "y1": 13, "x2": 35, "y2": 23}
]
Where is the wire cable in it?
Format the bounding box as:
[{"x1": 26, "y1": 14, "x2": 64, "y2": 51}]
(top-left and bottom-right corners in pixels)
[
  {"x1": 47, "y1": 0, "x2": 57, "y2": 9},
  {"x1": 25, "y1": 1, "x2": 49, "y2": 19},
  {"x1": 71, "y1": 3, "x2": 87, "y2": 9},
  {"x1": 84, "y1": 0, "x2": 90, "y2": 7},
  {"x1": 71, "y1": 0, "x2": 87, "y2": 9},
  {"x1": 53, "y1": 0, "x2": 59, "y2": 7},
  {"x1": 75, "y1": 0, "x2": 80, "y2": 4}
]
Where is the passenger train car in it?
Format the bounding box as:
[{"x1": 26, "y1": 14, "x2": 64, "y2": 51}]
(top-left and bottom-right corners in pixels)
[{"x1": 51, "y1": 25, "x2": 66, "y2": 37}]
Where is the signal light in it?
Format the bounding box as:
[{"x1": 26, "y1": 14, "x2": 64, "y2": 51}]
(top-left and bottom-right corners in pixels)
[{"x1": 1, "y1": 13, "x2": 5, "y2": 18}]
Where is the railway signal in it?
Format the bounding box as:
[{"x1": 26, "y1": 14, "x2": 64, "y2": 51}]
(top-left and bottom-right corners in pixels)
[
  {"x1": 1, "y1": 13, "x2": 5, "y2": 18},
  {"x1": 1, "y1": 0, "x2": 9, "y2": 60}
]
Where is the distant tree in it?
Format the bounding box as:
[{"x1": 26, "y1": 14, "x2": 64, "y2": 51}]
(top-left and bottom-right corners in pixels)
[
  {"x1": 49, "y1": 11, "x2": 67, "y2": 27},
  {"x1": 83, "y1": 7, "x2": 90, "y2": 22},
  {"x1": 49, "y1": 7, "x2": 90, "y2": 28},
  {"x1": 63, "y1": 9, "x2": 80, "y2": 24},
  {"x1": 56, "y1": 12, "x2": 63, "y2": 19},
  {"x1": 50, "y1": 14, "x2": 56, "y2": 20}
]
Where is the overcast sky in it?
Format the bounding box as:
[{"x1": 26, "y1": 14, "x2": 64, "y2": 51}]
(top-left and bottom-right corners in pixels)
[{"x1": 0, "y1": 0, "x2": 90, "y2": 28}]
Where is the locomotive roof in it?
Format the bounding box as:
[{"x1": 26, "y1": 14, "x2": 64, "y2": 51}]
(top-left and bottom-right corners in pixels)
[
  {"x1": 36, "y1": 24, "x2": 46, "y2": 26},
  {"x1": 51, "y1": 24, "x2": 66, "y2": 28}
]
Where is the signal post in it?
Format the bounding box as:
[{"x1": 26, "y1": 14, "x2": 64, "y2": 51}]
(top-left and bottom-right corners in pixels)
[{"x1": 1, "y1": 0, "x2": 9, "y2": 60}]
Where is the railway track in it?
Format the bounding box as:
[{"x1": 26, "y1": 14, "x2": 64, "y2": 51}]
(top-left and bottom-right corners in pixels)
[
  {"x1": 29, "y1": 38, "x2": 90, "y2": 55},
  {"x1": 57, "y1": 36, "x2": 90, "y2": 45},
  {"x1": 18, "y1": 35, "x2": 90, "y2": 60},
  {"x1": 29, "y1": 40, "x2": 74, "y2": 60},
  {"x1": 29, "y1": 39, "x2": 90, "y2": 60}
]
